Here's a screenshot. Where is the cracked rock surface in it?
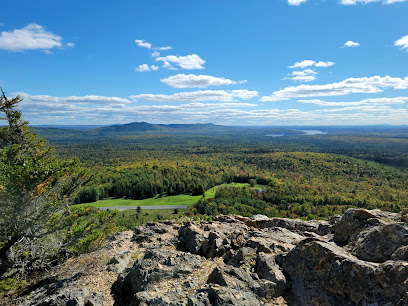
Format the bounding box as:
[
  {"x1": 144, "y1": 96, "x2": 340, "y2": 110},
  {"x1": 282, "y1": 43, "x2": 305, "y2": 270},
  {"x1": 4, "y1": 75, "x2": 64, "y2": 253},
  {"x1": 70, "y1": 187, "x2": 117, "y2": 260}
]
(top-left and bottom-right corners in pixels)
[{"x1": 7, "y1": 209, "x2": 408, "y2": 305}]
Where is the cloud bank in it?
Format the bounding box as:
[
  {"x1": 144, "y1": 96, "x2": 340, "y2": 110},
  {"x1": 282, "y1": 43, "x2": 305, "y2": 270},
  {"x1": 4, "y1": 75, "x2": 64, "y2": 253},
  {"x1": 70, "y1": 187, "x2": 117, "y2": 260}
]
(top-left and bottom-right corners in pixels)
[
  {"x1": 261, "y1": 76, "x2": 408, "y2": 101},
  {"x1": 130, "y1": 90, "x2": 258, "y2": 102}
]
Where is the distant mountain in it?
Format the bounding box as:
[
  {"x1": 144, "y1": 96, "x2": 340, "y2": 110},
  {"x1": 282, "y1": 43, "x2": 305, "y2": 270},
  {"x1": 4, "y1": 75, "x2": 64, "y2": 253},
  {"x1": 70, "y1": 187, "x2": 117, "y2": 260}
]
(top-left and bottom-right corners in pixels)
[
  {"x1": 33, "y1": 125, "x2": 107, "y2": 130},
  {"x1": 93, "y1": 122, "x2": 237, "y2": 135},
  {"x1": 95, "y1": 122, "x2": 160, "y2": 134}
]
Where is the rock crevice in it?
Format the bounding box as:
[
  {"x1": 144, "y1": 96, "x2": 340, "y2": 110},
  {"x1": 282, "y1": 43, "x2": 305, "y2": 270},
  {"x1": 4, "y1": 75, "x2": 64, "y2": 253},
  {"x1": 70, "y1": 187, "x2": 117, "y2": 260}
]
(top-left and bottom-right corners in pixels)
[{"x1": 11, "y1": 209, "x2": 408, "y2": 305}]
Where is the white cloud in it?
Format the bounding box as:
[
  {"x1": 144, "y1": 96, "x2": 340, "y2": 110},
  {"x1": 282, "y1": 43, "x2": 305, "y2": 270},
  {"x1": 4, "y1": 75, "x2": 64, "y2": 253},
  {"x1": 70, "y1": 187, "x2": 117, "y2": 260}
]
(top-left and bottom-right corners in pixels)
[
  {"x1": 340, "y1": 0, "x2": 408, "y2": 4},
  {"x1": 315, "y1": 61, "x2": 335, "y2": 68},
  {"x1": 16, "y1": 93, "x2": 132, "y2": 106},
  {"x1": 152, "y1": 51, "x2": 160, "y2": 57},
  {"x1": 130, "y1": 102, "x2": 257, "y2": 112},
  {"x1": 395, "y1": 35, "x2": 408, "y2": 51},
  {"x1": 155, "y1": 46, "x2": 172, "y2": 51},
  {"x1": 130, "y1": 89, "x2": 258, "y2": 102},
  {"x1": 0, "y1": 24, "x2": 63, "y2": 51},
  {"x1": 135, "y1": 39, "x2": 172, "y2": 51},
  {"x1": 288, "y1": 60, "x2": 335, "y2": 69},
  {"x1": 135, "y1": 39, "x2": 152, "y2": 49},
  {"x1": 135, "y1": 64, "x2": 159, "y2": 72},
  {"x1": 343, "y1": 41, "x2": 360, "y2": 47},
  {"x1": 288, "y1": 0, "x2": 308, "y2": 5},
  {"x1": 66, "y1": 42, "x2": 75, "y2": 48},
  {"x1": 14, "y1": 92, "x2": 408, "y2": 126},
  {"x1": 261, "y1": 76, "x2": 408, "y2": 101},
  {"x1": 290, "y1": 75, "x2": 317, "y2": 82},
  {"x1": 161, "y1": 74, "x2": 245, "y2": 88},
  {"x1": 340, "y1": 0, "x2": 377, "y2": 4},
  {"x1": 287, "y1": 69, "x2": 318, "y2": 82},
  {"x1": 155, "y1": 54, "x2": 206, "y2": 70},
  {"x1": 291, "y1": 69, "x2": 317, "y2": 76},
  {"x1": 298, "y1": 97, "x2": 408, "y2": 106}
]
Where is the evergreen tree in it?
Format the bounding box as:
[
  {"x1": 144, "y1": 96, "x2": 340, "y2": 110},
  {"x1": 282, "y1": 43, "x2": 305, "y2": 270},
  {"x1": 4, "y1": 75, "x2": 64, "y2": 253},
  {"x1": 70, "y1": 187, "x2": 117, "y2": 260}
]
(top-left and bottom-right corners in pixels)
[{"x1": 0, "y1": 90, "x2": 94, "y2": 275}]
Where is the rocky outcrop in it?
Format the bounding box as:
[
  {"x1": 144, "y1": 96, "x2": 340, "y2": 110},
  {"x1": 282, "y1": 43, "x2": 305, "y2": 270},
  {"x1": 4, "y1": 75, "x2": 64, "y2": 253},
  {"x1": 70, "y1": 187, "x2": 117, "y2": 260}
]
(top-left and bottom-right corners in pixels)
[
  {"x1": 281, "y1": 238, "x2": 408, "y2": 305},
  {"x1": 7, "y1": 209, "x2": 408, "y2": 305}
]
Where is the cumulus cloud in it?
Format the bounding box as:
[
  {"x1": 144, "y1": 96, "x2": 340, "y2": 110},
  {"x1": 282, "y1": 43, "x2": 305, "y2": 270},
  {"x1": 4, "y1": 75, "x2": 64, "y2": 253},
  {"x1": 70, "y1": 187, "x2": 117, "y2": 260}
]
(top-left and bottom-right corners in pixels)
[
  {"x1": 288, "y1": 0, "x2": 308, "y2": 5},
  {"x1": 130, "y1": 89, "x2": 258, "y2": 102},
  {"x1": 135, "y1": 64, "x2": 159, "y2": 72},
  {"x1": 151, "y1": 51, "x2": 160, "y2": 57},
  {"x1": 135, "y1": 39, "x2": 152, "y2": 49},
  {"x1": 161, "y1": 74, "x2": 246, "y2": 88},
  {"x1": 66, "y1": 42, "x2": 75, "y2": 48},
  {"x1": 297, "y1": 97, "x2": 408, "y2": 106},
  {"x1": 286, "y1": 69, "x2": 318, "y2": 82},
  {"x1": 395, "y1": 35, "x2": 408, "y2": 51},
  {"x1": 288, "y1": 60, "x2": 335, "y2": 69},
  {"x1": 155, "y1": 54, "x2": 206, "y2": 70},
  {"x1": 260, "y1": 76, "x2": 408, "y2": 101},
  {"x1": 343, "y1": 41, "x2": 360, "y2": 47},
  {"x1": 0, "y1": 24, "x2": 63, "y2": 51}
]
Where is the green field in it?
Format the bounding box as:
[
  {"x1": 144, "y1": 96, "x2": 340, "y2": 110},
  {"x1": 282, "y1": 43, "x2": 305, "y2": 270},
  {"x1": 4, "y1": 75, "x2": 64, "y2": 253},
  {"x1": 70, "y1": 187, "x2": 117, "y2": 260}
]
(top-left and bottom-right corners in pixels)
[
  {"x1": 205, "y1": 182, "x2": 249, "y2": 198},
  {"x1": 72, "y1": 194, "x2": 202, "y2": 208},
  {"x1": 72, "y1": 182, "x2": 267, "y2": 209}
]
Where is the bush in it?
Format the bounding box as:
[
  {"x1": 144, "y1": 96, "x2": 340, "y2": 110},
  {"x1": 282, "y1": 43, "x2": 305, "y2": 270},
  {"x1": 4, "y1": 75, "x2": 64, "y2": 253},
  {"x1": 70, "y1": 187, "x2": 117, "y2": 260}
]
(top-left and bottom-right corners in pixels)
[{"x1": 0, "y1": 277, "x2": 28, "y2": 297}]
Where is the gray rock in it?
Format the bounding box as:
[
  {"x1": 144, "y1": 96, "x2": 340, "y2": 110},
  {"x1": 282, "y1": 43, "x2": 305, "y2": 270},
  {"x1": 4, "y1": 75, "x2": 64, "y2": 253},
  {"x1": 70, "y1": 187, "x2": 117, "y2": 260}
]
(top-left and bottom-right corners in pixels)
[
  {"x1": 84, "y1": 292, "x2": 106, "y2": 306},
  {"x1": 333, "y1": 208, "x2": 380, "y2": 245},
  {"x1": 255, "y1": 252, "x2": 287, "y2": 296},
  {"x1": 351, "y1": 222, "x2": 408, "y2": 263},
  {"x1": 281, "y1": 238, "x2": 408, "y2": 306},
  {"x1": 205, "y1": 284, "x2": 262, "y2": 306},
  {"x1": 107, "y1": 251, "x2": 132, "y2": 273},
  {"x1": 392, "y1": 245, "x2": 408, "y2": 261},
  {"x1": 23, "y1": 209, "x2": 408, "y2": 306}
]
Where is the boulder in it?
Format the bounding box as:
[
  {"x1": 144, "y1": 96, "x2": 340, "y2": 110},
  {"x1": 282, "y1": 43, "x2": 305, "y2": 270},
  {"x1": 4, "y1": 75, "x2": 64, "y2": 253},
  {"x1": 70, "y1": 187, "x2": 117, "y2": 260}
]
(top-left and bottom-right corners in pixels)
[
  {"x1": 281, "y1": 238, "x2": 408, "y2": 306},
  {"x1": 107, "y1": 251, "x2": 132, "y2": 273},
  {"x1": 255, "y1": 252, "x2": 287, "y2": 296},
  {"x1": 351, "y1": 222, "x2": 408, "y2": 263}
]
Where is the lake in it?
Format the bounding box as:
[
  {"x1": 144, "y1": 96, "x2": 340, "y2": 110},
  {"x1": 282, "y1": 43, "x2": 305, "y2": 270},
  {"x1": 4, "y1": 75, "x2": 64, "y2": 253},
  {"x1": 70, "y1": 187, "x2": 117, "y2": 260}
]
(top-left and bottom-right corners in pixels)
[{"x1": 266, "y1": 129, "x2": 327, "y2": 137}]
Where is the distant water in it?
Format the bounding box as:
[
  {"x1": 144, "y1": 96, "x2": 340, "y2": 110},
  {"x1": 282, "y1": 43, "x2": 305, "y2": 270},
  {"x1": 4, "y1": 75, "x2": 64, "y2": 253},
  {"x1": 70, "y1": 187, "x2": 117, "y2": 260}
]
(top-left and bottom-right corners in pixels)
[
  {"x1": 266, "y1": 129, "x2": 327, "y2": 137},
  {"x1": 297, "y1": 129, "x2": 327, "y2": 135}
]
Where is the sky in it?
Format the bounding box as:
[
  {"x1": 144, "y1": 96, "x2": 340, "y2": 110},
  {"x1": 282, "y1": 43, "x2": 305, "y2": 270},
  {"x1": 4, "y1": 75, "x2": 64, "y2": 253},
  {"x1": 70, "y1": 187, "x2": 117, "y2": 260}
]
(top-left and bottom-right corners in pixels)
[{"x1": 0, "y1": 0, "x2": 408, "y2": 126}]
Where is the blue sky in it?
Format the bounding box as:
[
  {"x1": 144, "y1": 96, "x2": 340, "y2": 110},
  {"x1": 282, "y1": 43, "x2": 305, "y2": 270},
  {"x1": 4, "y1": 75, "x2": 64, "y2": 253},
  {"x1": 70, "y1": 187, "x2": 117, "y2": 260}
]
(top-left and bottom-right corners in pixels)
[{"x1": 0, "y1": 0, "x2": 408, "y2": 125}]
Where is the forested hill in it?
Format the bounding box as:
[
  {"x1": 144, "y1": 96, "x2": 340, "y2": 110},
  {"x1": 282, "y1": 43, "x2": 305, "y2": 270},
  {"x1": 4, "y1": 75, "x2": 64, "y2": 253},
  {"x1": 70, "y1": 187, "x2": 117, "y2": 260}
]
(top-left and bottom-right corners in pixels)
[
  {"x1": 32, "y1": 122, "x2": 308, "y2": 138},
  {"x1": 94, "y1": 122, "x2": 239, "y2": 135},
  {"x1": 32, "y1": 123, "x2": 408, "y2": 169}
]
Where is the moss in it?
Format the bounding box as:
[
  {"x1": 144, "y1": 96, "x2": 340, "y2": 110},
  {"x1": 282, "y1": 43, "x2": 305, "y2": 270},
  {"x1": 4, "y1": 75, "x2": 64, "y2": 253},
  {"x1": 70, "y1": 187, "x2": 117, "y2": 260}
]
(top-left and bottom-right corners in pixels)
[
  {"x1": 0, "y1": 277, "x2": 28, "y2": 297},
  {"x1": 131, "y1": 250, "x2": 145, "y2": 259}
]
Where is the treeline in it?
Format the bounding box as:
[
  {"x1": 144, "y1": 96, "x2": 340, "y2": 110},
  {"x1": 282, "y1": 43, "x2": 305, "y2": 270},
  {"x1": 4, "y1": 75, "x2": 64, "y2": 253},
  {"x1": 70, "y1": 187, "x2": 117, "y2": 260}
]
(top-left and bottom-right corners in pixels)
[
  {"x1": 74, "y1": 164, "x2": 276, "y2": 204},
  {"x1": 73, "y1": 151, "x2": 408, "y2": 213},
  {"x1": 75, "y1": 166, "x2": 219, "y2": 203},
  {"x1": 191, "y1": 185, "x2": 403, "y2": 220}
]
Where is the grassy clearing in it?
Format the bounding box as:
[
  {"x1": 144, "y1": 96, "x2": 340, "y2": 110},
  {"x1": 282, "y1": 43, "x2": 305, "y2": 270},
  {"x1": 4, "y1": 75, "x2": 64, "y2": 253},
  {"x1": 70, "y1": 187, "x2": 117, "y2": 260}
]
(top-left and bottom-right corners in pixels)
[
  {"x1": 204, "y1": 182, "x2": 249, "y2": 198},
  {"x1": 72, "y1": 182, "x2": 267, "y2": 209},
  {"x1": 116, "y1": 209, "x2": 186, "y2": 230},
  {"x1": 73, "y1": 194, "x2": 202, "y2": 208}
]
